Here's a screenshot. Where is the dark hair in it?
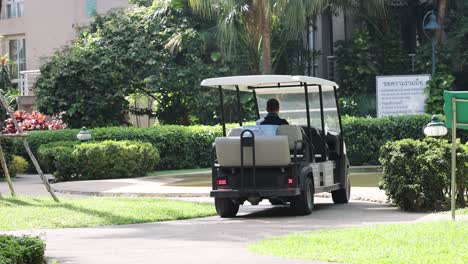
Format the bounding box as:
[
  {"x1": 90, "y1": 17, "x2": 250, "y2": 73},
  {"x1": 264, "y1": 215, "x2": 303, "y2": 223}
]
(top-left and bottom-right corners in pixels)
[{"x1": 266, "y1": 99, "x2": 280, "y2": 113}]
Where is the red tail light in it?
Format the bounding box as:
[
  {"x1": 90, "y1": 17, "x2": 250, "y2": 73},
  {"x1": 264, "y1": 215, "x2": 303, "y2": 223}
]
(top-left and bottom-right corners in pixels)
[
  {"x1": 216, "y1": 178, "x2": 228, "y2": 186},
  {"x1": 287, "y1": 178, "x2": 294, "y2": 184}
]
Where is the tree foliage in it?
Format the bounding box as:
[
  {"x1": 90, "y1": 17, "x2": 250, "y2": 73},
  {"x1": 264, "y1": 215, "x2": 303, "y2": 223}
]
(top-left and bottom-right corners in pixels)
[{"x1": 35, "y1": 4, "x2": 231, "y2": 127}]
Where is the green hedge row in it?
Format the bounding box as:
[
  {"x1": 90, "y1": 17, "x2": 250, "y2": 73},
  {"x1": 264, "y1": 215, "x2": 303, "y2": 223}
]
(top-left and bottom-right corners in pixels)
[
  {"x1": 13, "y1": 115, "x2": 436, "y2": 169},
  {"x1": 0, "y1": 235, "x2": 45, "y2": 264},
  {"x1": 14, "y1": 125, "x2": 226, "y2": 170},
  {"x1": 38, "y1": 140, "x2": 159, "y2": 182},
  {"x1": 380, "y1": 138, "x2": 468, "y2": 211}
]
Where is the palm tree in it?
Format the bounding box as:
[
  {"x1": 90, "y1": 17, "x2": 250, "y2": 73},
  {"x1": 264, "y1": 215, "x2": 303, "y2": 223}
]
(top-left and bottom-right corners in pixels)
[{"x1": 188, "y1": 0, "x2": 387, "y2": 74}]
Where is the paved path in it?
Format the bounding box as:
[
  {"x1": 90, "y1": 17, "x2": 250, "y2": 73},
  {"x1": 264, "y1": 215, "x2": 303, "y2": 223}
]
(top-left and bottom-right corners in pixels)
[
  {"x1": 4, "y1": 199, "x2": 438, "y2": 264},
  {"x1": 2, "y1": 174, "x2": 463, "y2": 264},
  {"x1": 48, "y1": 173, "x2": 388, "y2": 203}
]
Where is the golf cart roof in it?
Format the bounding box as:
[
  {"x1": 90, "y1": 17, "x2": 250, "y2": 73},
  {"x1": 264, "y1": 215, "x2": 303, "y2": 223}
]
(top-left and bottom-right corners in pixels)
[{"x1": 201, "y1": 75, "x2": 338, "y2": 93}]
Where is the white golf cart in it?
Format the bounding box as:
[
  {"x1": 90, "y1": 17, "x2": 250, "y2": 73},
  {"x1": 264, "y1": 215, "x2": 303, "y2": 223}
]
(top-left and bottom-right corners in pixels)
[{"x1": 201, "y1": 75, "x2": 350, "y2": 217}]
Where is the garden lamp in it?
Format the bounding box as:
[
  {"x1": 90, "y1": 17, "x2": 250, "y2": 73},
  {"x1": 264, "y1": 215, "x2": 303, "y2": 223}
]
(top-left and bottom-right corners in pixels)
[
  {"x1": 423, "y1": 11, "x2": 441, "y2": 76},
  {"x1": 77, "y1": 127, "x2": 92, "y2": 141},
  {"x1": 424, "y1": 115, "x2": 448, "y2": 137}
]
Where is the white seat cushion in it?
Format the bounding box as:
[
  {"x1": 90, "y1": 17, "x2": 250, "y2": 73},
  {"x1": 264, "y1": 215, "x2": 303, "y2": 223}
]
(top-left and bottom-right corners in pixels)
[
  {"x1": 276, "y1": 125, "x2": 303, "y2": 151},
  {"x1": 215, "y1": 136, "x2": 290, "y2": 167}
]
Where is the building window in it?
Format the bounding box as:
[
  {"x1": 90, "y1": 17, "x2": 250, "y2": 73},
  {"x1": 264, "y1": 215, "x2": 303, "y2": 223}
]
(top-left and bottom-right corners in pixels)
[
  {"x1": 8, "y1": 38, "x2": 26, "y2": 80},
  {"x1": 86, "y1": 0, "x2": 97, "y2": 17},
  {"x1": 2, "y1": 0, "x2": 24, "y2": 19}
]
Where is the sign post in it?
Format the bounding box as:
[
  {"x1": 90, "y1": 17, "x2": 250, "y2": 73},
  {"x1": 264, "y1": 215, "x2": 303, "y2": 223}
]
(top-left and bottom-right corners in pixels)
[{"x1": 443, "y1": 91, "x2": 468, "y2": 220}]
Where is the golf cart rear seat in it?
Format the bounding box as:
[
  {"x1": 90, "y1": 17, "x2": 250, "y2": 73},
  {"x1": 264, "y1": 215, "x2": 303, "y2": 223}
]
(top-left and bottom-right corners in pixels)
[
  {"x1": 215, "y1": 136, "x2": 290, "y2": 167},
  {"x1": 227, "y1": 125, "x2": 303, "y2": 153}
]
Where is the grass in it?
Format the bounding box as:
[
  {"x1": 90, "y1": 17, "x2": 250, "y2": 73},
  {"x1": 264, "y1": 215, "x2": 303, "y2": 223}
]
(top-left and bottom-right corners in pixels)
[
  {"x1": 458, "y1": 208, "x2": 468, "y2": 214},
  {"x1": 0, "y1": 196, "x2": 215, "y2": 230},
  {"x1": 249, "y1": 221, "x2": 468, "y2": 264}
]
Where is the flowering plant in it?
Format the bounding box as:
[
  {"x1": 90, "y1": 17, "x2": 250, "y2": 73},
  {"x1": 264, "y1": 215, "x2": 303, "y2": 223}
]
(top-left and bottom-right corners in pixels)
[{"x1": 2, "y1": 110, "x2": 66, "y2": 134}]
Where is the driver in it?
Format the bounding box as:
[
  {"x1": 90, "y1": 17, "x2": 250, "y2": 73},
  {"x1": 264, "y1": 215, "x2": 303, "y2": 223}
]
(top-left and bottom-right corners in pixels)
[{"x1": 257, "y1": 99, "x2": 289, "y2": 125}]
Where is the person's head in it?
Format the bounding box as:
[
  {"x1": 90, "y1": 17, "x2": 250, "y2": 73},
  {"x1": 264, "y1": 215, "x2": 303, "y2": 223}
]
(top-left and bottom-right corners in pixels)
[{"x1": 266, "y1": 99, "x2": 280, "y2": 114}]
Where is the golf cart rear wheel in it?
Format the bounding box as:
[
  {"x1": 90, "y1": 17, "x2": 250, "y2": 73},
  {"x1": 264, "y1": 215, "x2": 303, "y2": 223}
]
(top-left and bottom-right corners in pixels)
[
  {"x1": 290, "y1": 176, "x2": 314, "y2": 215},
  {"x1": 332, "y1": 177, "x2": 351, "y2": 204},
  {"x1": 215, "y1": 198, "x2": 239, "y2": 218}
]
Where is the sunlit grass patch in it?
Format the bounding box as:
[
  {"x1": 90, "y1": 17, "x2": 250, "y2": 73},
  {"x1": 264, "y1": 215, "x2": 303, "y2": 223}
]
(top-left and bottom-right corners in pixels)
[
  {"x1": 0, "y1": 196, "x2": 215, "y2": 230},
  {"x1": 250, "y1": 221, "x2": 468, "y2": 264}
]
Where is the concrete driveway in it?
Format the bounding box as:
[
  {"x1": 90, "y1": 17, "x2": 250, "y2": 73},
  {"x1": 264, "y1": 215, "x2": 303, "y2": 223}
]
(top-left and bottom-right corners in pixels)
[
  {"x1": 2, "y1": 174, "x2": 455, "y2": 264},
  {"x1": 4, "y1": 198, "x2": 434, "y2": 264}
]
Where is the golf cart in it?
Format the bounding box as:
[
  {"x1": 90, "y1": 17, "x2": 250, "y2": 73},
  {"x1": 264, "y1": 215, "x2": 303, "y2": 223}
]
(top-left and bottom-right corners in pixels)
[{"x1": 201, "y1": 75, "x2": 350, "y2": 217}]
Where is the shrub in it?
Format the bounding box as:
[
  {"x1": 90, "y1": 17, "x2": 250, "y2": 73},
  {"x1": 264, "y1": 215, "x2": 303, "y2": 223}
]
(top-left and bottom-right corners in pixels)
[
  {"x1": 17, "y1": 126, "x2": 223, "y2": 170},
  {"x1": 11, "y1": 155, "x2": 28, "y2": 175},
  {"x1": 379, "y1": 138, "x2": 468, "y2": 211},
  {"x1": 37, "y1": 141, "x2": 81, "y2": 181},
  {"x1": 2, "y1": 110, "x2": 65, "y2": 134},
  {"x1": 16, "y1": 115, "x2": 438, "y2": 169},
  {"x1": 0, "y1": 235, "x2": 45, "y2": 264},
  {"x1": 38, "y1": 140, "x2": 159, "y2": 181},
  {"x1": 74, "y1": 140, "x2": 159, "y2": 180},
  {"x1": 342, "y1": 115, "x2": 431, "y2": 165}
]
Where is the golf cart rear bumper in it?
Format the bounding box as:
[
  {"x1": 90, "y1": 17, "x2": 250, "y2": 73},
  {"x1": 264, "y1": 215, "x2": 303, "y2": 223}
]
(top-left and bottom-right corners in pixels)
[{"x1": 210, "y1": 188, "x2": 301, "y2": 198}]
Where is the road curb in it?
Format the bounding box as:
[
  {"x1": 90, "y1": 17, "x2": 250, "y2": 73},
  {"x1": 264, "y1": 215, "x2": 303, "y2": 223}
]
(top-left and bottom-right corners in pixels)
[{"x1": 52, "y1": 187, "x2": 390, "y2": 204}]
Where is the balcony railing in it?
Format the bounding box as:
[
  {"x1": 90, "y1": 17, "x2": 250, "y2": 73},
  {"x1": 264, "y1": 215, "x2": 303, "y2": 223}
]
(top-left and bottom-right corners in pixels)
[{"x1": 19, "y1": 70, "x2": 40, "y2": 96}]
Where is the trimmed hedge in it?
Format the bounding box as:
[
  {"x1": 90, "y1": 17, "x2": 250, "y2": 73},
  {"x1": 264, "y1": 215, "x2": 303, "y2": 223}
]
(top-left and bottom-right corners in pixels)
[
  {"x1": 379, "y1": 138, "x2": 468, "y2": 211},
  {"x1": 16, "y1": 115, "x2": 437, "y2": 169},
  {"x1": 17, "y1": 125, "x2": 225, "y2": 170},
  {"x1": 0, "y1": 235, "x2": 45, "y2": 264},
  {"x1": 38, "y1": 140, "x2": 159, "y2": 181},
  {"x1": 343, "y1": 114, "x2": 432, "y2": 165}
]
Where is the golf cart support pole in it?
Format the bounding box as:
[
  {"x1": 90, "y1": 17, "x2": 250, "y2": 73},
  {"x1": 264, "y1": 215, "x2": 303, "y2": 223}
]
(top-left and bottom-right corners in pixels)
[
  {"x1": 318, "y1": 85, "x2": 325, "y2": 133},
  {"x1": 334, "y1": 86, "x2": 344, "y2": 150},
  {"x1": 253, "y1": 90, "x2": 260, "y2": 120},
  {"x1": 218, "y1": 85, "x2": 226, "y2": 136},
  {"x1": 303, "y1": 82, "x2": 313, "y2": 161},
  {"x1": 235, "y1": 85, "x2": 243, "y2": 126}
]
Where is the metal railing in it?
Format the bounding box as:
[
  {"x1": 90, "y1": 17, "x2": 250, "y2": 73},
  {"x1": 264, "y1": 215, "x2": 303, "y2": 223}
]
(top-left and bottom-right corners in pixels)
[{"x1": 19, "y1": 70, "x2": 40, "y2": 96}]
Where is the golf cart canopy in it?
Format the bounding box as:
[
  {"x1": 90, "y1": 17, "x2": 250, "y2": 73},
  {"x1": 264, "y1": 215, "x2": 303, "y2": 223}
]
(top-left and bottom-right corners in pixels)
[
  {"x1": 201, "y1": 75, "x2": 339, "y2": 94},
  {"x1": 200, "y1": 75, "x2": 342, "y2": 136}
]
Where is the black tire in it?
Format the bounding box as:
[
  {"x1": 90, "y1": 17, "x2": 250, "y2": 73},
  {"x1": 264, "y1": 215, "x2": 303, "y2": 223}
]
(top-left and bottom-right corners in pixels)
[
  {"x1": 332, "y1": 177, "x2": 351, "y2": 204},
  {"x1": 290, "y1": 176, "x2": 314, "y2": 215},
  {"x1": 215, "y1": 198, "x2": 239, "y2": 217},
  {"x1": 269, "y1": 198, "x2": 286, "y2": 205}
]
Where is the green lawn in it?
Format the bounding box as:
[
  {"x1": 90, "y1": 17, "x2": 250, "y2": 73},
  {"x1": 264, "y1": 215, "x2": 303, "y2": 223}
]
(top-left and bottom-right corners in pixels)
[
  {"x1": 249, "y1": 221, "x2": 468, "y2": 264},
  {"x1": 0, "y1": 197, "x2": 215, "y2": 230}
]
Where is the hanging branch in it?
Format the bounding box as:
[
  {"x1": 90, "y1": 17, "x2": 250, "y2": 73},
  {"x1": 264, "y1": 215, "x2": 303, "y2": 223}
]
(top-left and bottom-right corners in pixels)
[{"x1": 0, "y1": 95, "x2": 59, "y2": 202}]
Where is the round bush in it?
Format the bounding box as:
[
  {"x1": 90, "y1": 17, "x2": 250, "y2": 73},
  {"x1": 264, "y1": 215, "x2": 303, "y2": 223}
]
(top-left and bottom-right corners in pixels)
[
  {"x1": 11, "y1": 155, "x2": 29, "y2": 174},
  {"x1": 38, "y1": 140, "x2": 159, "y2": 181},
  {"x1": 379, "y1": 138, "x2": 468, "y2": 211}
]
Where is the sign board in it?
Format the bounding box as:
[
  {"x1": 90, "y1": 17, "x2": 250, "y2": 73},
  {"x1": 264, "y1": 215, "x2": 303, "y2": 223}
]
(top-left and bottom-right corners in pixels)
[
  {"x1": 376, "y1": 75, "x2": 431, "y2": 117},
  {"x1": 443, "y1": 91, "x2": 468, "y2": 130}
]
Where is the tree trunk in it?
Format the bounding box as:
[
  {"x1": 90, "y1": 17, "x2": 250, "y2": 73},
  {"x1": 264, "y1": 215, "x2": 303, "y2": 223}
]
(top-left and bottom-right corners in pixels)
[
  {"x1": 259, "y1": 0, "x2": 272, "y2": 74},
  {"x1": 435, "y1": 0, "x2": 447, "y2": 46}
]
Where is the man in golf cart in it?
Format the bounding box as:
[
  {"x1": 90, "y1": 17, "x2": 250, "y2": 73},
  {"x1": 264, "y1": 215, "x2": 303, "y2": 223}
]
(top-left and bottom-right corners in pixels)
[{"x1": 256, "y1": 98, "x2": 289, "y2": 125}]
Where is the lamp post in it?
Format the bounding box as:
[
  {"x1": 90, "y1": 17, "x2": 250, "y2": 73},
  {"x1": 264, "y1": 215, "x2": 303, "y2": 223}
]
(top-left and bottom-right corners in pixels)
[
  {"x1": 424, "y1": 115, "x2": 457, "y2": 220},
  {"x1": 423, "y1": 115, "x2": 448, "y2": 137},
  {"x1": 77, "y1": 127, "x2": 92, "y2": 141},
  {"x1": 423, "y1": 11, "x2": 441, "y2": 77}
]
